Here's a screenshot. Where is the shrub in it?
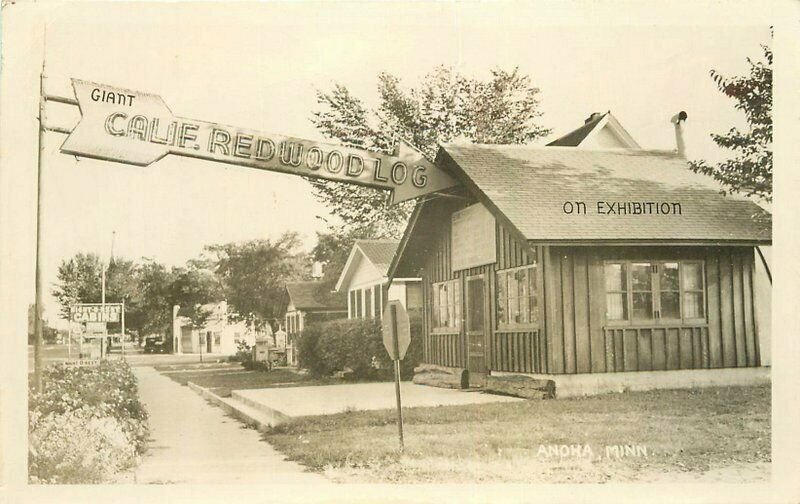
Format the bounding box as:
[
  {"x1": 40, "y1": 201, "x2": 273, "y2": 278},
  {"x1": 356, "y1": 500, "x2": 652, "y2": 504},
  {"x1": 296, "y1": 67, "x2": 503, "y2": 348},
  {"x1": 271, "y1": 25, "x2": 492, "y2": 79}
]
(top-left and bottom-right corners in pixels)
[
  {"x1": 229, "y1": 340, "x2": 253, "y2": 364},
  {"x1": 296, "y1": 323, "x2": 324, "y2": 376},
  {"x1": 296, "y1": 318, "x2": 419, "y2": 380},
  {"x1": 28, "y1": 360, "x2": 150, "y2": 483},
  {"x1": 242, "y1": 360, "x2": 271, "y2": 372},
  {"x1": 29, "y1": 408, "x2": 137, "y2": 484}
]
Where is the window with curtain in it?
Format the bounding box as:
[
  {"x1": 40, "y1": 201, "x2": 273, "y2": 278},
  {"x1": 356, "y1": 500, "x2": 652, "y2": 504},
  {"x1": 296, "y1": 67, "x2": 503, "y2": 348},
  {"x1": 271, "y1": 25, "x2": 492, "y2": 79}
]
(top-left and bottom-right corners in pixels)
[
  {"x1": 496, "y1": 265, "x2": 538, "y2": 329},
  {"x1": 431, "y1": 279, "x2": 461, "y2": 331},
  {"x1": 604, "y1": 260, "x2": 706, "y2": 324}
]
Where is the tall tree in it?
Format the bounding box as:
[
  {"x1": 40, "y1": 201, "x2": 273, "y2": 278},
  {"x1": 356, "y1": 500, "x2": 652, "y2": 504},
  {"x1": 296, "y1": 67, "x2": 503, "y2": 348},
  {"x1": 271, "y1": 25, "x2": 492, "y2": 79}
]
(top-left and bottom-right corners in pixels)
[
  {"x1": 689, "y1": 40, "x2": 772, "y2": 202},
  {"x1": 169, "y1": 263, "x2": 222, "y2": 330},
  {"x1": 52, "y1": 253, "x2": 106, "y2": 320},
  {"x1": 308, "y1": 66, "x2": 552, "y2": 239},
  {"x1": 310, "y1": 228, "x2": 374, "y2": 286},
  {"x1": 206, "y1": 232, "x2": 308, "y2": 329},
  {"x1": 134, "y1": 259, "x2": 177, "y2": 337}
]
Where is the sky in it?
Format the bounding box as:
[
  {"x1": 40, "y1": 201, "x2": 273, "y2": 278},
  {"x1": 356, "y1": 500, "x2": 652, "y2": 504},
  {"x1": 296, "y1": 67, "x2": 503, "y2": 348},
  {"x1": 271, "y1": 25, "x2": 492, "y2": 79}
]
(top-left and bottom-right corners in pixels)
[{"x1": 0, "y1": 3, "x2": 771, "y2": 325}]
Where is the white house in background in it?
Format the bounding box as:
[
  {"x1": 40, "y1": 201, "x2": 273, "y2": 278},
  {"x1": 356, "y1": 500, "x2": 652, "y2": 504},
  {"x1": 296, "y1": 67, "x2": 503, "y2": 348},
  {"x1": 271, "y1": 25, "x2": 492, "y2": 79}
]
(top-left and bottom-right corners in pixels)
[
  {"x1": 546, "y1": 111, "x2": 640, "y2": 149},
  {"x1": 175, "y1": 301, "x2": 255, "y2": 355},
  {"x1": 335, "y1": 239, "x2": 422, "y2": 319}
]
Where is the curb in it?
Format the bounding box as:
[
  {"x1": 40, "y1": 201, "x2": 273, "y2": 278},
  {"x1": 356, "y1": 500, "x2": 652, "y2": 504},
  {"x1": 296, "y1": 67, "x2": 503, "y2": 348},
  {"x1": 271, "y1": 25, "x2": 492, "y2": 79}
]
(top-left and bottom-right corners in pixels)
[
  {"x1": 187, "y1": 381, "x2": 289, "y2": 432},
  {"x1": 231, "y1": 390, "x2": 294, "y2": 425}
]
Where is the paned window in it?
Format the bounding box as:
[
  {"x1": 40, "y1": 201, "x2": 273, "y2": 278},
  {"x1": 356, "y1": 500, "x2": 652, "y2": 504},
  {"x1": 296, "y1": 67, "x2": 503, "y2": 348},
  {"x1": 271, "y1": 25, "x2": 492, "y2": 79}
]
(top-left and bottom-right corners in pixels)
[
  {"x1": 604, "y1": 260, "x2": 706, "y2": 324},
  {"x1": 431, "y1": 279, "x2": 461, "y2": 331},
  {"x1": 496, "y1": 265, "x2": 538, "y2": 328}
]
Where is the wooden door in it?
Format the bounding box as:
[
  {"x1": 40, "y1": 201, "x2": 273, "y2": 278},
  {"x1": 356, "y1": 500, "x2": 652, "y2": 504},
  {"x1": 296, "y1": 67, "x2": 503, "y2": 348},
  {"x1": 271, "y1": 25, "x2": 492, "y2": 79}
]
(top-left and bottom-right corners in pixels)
[{"x1": 465, "y1": 274, "x2": 488, "y2": 386}]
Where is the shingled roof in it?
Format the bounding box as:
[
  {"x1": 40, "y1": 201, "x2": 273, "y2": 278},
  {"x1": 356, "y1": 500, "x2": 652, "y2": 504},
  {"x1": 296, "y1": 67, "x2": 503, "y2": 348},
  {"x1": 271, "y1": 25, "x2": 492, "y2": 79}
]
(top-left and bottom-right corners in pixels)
[
  {"x1": 354, "y1": 240, "x2": 399, "y2": 275},
  {"x1": 547, "y1": 112, "x2": 608, "y2": 146},
  {"x1": 334, "y1": 239, "x2": 401, "y2": 292},
  {"x1": 285, "y1": 281, "x2": 347, "y2": 311},
  {"x1": 436, "y1": 144, "x2": 771, "y2": 244},
  {"x1": 546, "y1": 111, "x2": 640, "y2": 148}
]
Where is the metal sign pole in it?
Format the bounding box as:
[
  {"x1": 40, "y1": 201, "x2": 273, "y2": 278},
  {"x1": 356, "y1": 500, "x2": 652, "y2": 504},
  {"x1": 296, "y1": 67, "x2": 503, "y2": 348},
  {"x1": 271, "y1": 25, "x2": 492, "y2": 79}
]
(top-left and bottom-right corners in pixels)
[{"x1": 390, "y1": 304, "x2": 405, "y2": 452}]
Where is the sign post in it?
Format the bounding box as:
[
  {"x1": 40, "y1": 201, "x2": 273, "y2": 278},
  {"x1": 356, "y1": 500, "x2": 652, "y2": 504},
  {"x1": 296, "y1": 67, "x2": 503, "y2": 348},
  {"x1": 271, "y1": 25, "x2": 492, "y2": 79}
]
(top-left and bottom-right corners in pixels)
[
  {"x1": 382, "y1": 300, "x2": 411, "y2": 453},
  {"x1": 121, "y1": 298, "x2": 126, "y2": 360}
]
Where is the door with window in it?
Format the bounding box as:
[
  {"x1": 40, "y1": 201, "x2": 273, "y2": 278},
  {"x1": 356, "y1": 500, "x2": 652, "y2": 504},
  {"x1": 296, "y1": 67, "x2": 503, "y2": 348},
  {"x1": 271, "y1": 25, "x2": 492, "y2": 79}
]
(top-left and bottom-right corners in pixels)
[{"x1": 465, "y1": 274, "x2": 488, "y2": 386}]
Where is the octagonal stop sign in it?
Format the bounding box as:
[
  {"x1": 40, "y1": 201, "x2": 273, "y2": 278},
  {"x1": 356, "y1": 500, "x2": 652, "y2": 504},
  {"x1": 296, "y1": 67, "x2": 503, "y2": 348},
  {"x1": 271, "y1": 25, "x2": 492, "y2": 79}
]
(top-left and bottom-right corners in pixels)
[{"x1": 382, "y1": 300, "x2": 411, "y2": 360}]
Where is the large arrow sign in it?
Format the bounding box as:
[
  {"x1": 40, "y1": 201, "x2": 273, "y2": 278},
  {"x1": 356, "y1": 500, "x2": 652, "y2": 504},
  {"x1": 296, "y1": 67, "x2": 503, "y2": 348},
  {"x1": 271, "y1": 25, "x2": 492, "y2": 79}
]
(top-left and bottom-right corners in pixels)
[{"x1": 60, "y1": 79, "x2": 458, "y2": 204}]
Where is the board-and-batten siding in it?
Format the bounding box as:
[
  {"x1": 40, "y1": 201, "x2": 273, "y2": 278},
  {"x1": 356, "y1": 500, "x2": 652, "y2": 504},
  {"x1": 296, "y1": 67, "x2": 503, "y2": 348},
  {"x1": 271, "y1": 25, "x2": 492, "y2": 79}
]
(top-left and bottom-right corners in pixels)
[
  {"x1": 416, "y1": 196, "x2": 760, "y2": 375},
  {"x1": 492, "y1": 224, "x2": 544, "y2": 374},
  {"x1": 420, "y1": 197, "x2": 545, "y2": 373},
  {"x1": 543, "y1": 246, "x2": 760, "y2": 374}
]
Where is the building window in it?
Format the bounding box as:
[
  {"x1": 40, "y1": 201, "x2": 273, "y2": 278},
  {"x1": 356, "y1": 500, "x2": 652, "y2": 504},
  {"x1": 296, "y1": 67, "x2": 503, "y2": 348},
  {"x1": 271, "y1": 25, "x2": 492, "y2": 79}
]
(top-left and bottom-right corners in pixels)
[
  {"x1": 356, "y1": 289, "x2": 363, "y2": 318},
  {"x1": 431, "y1": 279, "x2": 461, "y2": 331},
  {"x1": 365, "y1": 287, "x2": 372, "y2": 318},
  {"x1": 604, "y1": 260, "x2": 706, "y2": 324},
  {"x1": 605, "y1": 263, "x2": 628, "y2": 320},
  {"x1": 630, "y1": 262, "x2": 654, "y2": 320},
  {"x1": 682, "y1": 262, "x2": 705, "y2": 319},
  {"x1": 496, "y1": 265, "x2": 538, "y2": 328},
  {"x1": 374, "y1": 286, "x2": 381, "y2": 319}
]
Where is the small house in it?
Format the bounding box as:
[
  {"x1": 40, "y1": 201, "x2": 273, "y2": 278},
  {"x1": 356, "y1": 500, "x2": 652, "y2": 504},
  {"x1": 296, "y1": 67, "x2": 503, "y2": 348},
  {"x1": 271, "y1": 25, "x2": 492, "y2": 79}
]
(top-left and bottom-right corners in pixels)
[
  {"x1": 283, "y1": 281, "x2": 348, "y2": 365},
  {"x1": 389, "y1": 113, "x2": 771, "y2": 396},
  {"x1": 335, "y1": 239, "x2": 422, "y2": 319}
]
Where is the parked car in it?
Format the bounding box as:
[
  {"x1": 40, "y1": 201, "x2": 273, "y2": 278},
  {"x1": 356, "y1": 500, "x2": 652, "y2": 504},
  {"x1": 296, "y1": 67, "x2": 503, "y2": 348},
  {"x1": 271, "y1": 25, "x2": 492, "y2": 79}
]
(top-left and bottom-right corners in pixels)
[{"x1": 143, "y1": 336, "x2": 169, "y2": 354}]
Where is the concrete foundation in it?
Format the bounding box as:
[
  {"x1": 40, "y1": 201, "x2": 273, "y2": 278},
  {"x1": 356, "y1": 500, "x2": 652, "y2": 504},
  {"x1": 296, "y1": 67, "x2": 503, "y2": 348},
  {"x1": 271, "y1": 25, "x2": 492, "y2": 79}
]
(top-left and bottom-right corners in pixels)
[{"x1": 491, "y1": 367, "x2": 771, "y2": 398}]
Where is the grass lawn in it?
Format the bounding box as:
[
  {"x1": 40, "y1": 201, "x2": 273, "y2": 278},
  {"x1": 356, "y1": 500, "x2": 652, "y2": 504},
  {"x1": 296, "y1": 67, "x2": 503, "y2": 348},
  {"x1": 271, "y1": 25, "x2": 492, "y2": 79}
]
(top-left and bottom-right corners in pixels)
[
  {"x1": 157, "y1": 364, "x2": 349, "y2": 397},
  {"x1": 261, "y1": 384, "x2": 770, "y2": 483}
]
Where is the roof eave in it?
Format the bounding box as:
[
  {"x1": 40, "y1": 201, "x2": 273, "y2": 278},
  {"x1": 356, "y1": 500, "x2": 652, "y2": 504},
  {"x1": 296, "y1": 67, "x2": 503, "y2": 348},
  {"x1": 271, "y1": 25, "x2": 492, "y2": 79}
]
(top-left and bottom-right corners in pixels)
[
  {"x1": 334, "y1": 245, "x2": 364, "y2": 292},
  {"x1": 526, "y1": 238, "x2": 772, "y2": 246},
  {"x1": 388, "y1": 200, "x2": 425, "y2": 282}
]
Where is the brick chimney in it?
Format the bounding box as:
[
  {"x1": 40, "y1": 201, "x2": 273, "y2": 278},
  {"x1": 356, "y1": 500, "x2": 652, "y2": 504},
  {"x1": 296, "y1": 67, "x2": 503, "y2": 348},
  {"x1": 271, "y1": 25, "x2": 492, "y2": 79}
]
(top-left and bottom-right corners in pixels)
[{"x1": 585, "y1": 112, "x2": 603, "y2": 124}]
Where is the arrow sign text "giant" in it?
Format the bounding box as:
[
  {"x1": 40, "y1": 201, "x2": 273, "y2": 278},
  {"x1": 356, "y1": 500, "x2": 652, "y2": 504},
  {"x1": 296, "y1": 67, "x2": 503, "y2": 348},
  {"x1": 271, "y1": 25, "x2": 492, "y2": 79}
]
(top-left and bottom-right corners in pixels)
[{"x1": 60, "y1": 79, "x2": 458, "y2": 204}]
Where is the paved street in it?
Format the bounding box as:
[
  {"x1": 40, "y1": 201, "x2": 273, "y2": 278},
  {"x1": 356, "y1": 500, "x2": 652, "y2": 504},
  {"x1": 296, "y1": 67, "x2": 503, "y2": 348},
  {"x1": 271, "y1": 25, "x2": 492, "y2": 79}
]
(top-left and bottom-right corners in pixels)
[
  {"x1": 125, "y1": 366, "x2": 329, "y2": 484},
  {"x1": 27, "y1": 343, "x2": 229, "y2": 371}
]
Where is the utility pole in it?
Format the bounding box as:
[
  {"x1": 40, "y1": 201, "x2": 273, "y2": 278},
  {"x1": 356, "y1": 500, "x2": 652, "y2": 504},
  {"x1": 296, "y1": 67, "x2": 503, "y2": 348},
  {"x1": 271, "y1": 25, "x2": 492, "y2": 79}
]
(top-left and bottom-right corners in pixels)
[
  {"x1": 100, "y1": 263, "x2": 106, "y2": 359},
  {"x1": 33, "y1": 59, "x2": 46, "y2": 392}
]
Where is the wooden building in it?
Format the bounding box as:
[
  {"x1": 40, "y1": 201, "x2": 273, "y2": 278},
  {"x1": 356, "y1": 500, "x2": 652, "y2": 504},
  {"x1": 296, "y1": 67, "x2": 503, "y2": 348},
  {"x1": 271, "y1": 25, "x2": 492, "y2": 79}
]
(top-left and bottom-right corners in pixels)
[
  {"x1": 389, "y1": 130, "x2": 771, "y2": 394},
  {"x1": 283, "y1": 281, "x2": 347, "y2": 365}
]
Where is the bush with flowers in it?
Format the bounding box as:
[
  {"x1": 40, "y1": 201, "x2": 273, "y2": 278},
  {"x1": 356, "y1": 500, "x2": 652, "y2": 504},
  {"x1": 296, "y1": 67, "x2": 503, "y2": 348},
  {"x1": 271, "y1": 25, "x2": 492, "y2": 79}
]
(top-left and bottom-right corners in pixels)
[{"x1": 28, "y1": 360, "x2": 150, "y2": 483}]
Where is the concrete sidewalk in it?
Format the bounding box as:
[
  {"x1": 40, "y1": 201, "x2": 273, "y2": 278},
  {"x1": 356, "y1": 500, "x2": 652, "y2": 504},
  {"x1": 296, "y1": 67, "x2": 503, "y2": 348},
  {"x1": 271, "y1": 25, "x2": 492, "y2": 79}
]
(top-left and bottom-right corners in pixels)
[
  {"x1": 126, "y1": 366, "x2": 328, "y2": 484},
  {"x1": 233, "y1": 382, "x2": 522, "y2": 418}
]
